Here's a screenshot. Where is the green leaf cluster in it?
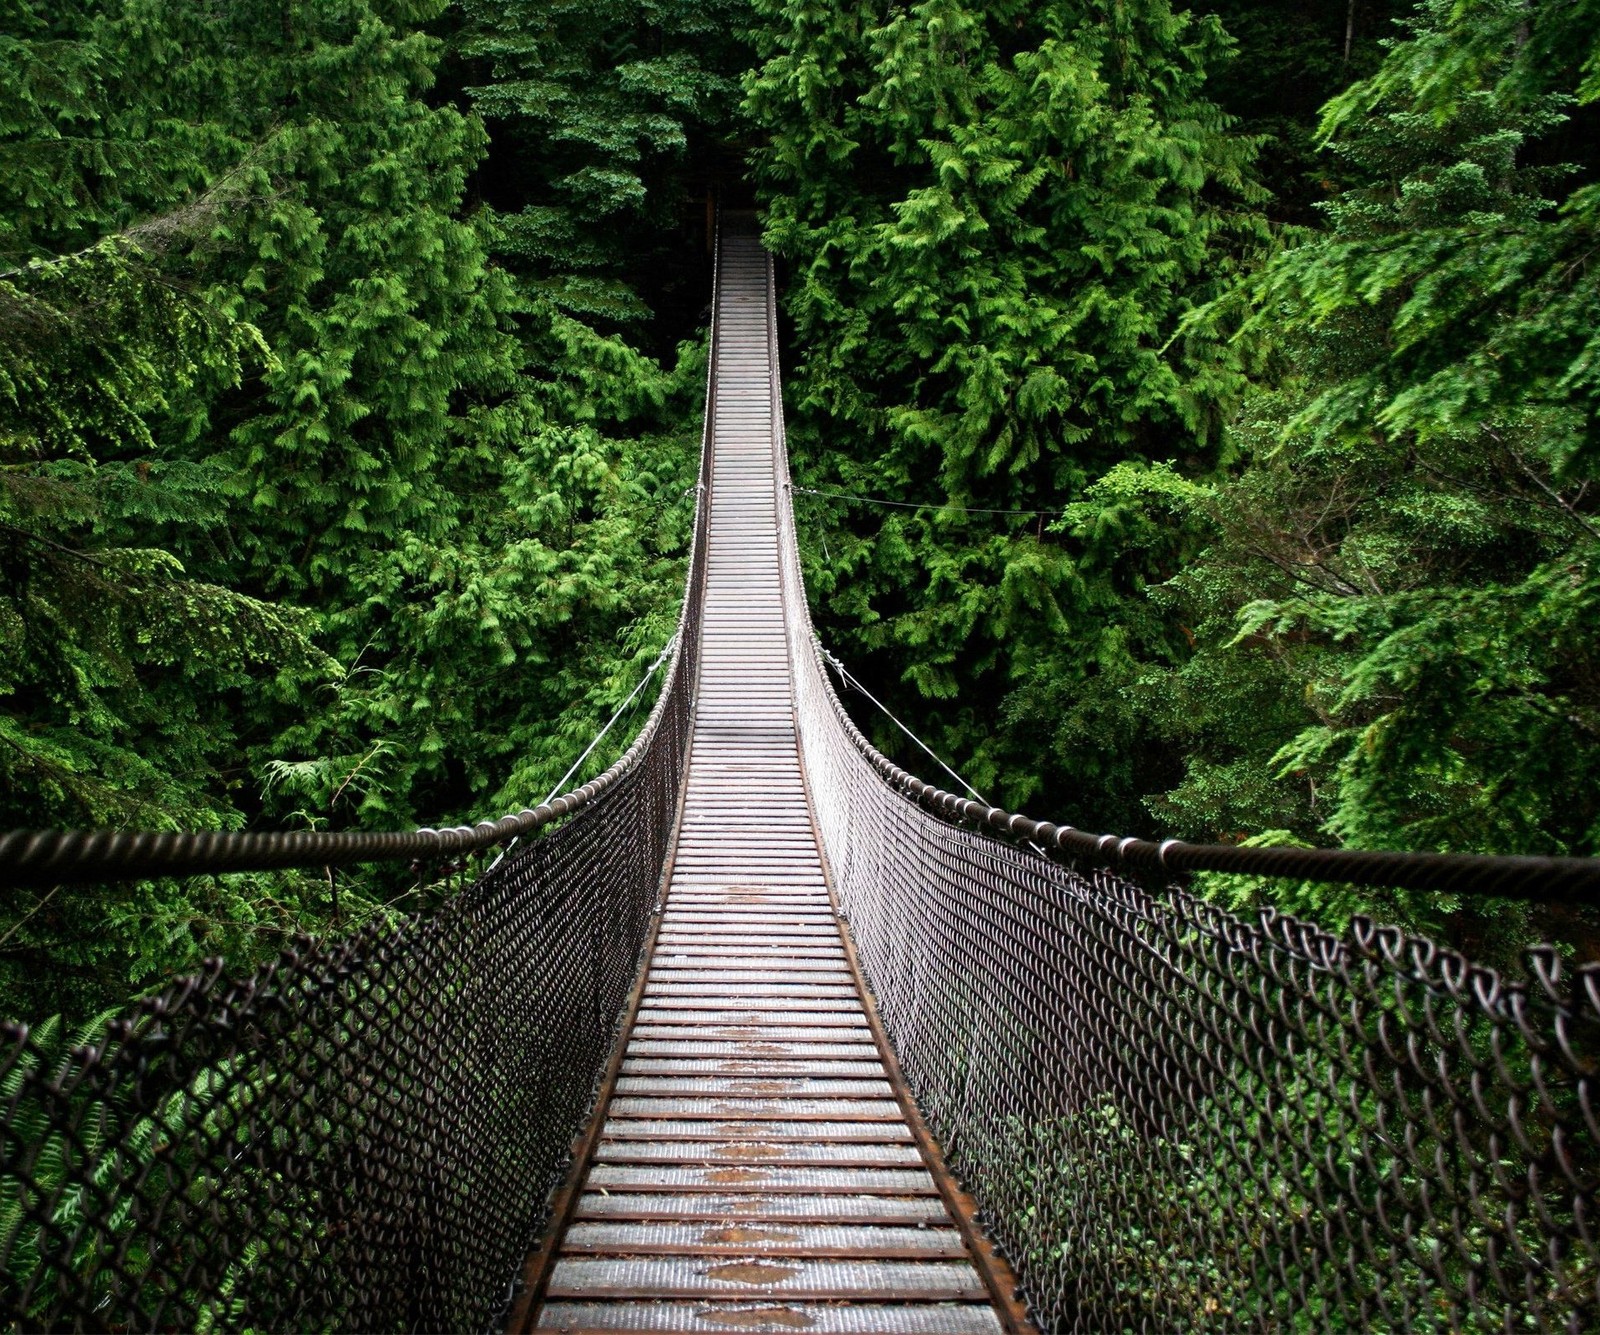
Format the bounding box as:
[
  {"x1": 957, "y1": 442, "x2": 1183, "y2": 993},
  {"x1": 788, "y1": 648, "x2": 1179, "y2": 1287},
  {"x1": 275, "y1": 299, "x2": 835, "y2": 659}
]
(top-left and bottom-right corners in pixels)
[
  {"x1": 8, "y1": 0, "x2": 1600, "y2": 1013},
  {"x1": 0, "y1": 0, "x2": 737, "y2": 1019},
  {"x1": 1146, "y1": 0, "x2": 1600, "y2": 952},
  {"x1": 746, "y1": 0, "x2": 1267, "y2": 821},
  {"x1": 749, "y1": 0, "x2": 1600, "y2": 959}
]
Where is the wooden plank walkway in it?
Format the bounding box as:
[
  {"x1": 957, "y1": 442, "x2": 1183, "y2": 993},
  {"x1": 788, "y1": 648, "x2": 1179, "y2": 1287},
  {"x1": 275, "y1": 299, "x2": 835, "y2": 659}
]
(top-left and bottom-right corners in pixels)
[{"x1": 533, "y1": 226, "x2": 1011, "y2": 1333}]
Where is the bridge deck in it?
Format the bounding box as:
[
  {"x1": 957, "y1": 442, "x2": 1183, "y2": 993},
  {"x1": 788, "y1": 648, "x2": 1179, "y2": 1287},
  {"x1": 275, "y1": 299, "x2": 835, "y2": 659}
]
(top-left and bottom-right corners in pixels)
[{"x1": 534, "y1": 229, "x2": 1008, "y2": 1333}]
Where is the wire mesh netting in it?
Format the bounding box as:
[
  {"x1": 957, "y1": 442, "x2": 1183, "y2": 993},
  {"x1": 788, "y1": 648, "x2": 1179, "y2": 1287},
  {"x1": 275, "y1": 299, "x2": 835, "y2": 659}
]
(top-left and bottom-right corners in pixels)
[
  {"x1": 0, "y1": 774, "x2": 681, "y2": 1330},
  {"x1": 760, "y1": 273, "x2": 1600, "y2": 1332},
  {"x1": 797, "y1": 746, "x2": 1600, "y2": 1330},
  {"x1": 0, "y1": 263, "x2": 717, "y2": 1330},
  {"x1": 5, "y1": 230, "x2": 1599, "y2": 1335}
]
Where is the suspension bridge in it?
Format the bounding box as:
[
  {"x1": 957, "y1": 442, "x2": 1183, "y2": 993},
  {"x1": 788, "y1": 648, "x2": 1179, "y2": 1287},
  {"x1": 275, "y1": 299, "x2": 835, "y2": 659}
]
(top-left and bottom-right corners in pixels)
[{"x1": 2, "y1": 215, "x2": 1598, "y2": 1333}]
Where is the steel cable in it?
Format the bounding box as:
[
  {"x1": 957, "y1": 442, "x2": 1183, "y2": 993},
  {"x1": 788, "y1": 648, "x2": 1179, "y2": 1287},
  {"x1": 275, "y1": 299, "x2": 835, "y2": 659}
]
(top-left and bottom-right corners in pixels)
[
  {"x1": 765, "y1": 254, "x2": 1600, "y2": 1332},
  {"x1": 0, "y1": 222, "x2": 725, "y2": 1335}
]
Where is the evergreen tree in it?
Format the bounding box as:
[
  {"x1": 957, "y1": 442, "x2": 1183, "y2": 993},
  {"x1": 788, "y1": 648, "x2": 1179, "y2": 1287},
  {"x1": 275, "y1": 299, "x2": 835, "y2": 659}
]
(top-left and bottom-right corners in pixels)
[
  {"x1": 0, "y1": 0, "x2": 721, "y2": 1019},
  {"x1": 1185, "y1": 0, "x2": 1410, "y2": 223},
  {"x1": 0, "y1": 0, "x2": 345, "y2": 833},
  {"x1": 1144, "y1": 0, "x2": 1600, "y2": 955},
  {"x1": 412, "y1": 0, "x2": 753, "y2": 810},
  {"x1": 0, "y1": 1, "x2": 341, "y2": 1016},
  {"x1": 0, "y1": 0, "x2": 676, "y2": 1015},
  {"x1": 746, "y1": 0, "x2": 1266, "y2": 822},
  {"x1": 459, "y1": 0, "x2": 748, "y2": 336}
]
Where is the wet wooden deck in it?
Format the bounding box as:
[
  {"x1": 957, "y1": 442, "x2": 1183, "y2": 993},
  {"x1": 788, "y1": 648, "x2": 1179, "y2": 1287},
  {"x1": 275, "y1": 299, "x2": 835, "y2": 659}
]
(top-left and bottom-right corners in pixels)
[{"x1": 527, "y1": 227, "x2": 1016, "y2": 1334}]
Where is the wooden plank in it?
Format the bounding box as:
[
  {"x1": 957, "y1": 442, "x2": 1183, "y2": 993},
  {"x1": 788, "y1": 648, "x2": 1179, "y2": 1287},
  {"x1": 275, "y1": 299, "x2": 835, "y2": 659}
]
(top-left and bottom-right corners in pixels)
[
  {"x1": 538, "y1": 1303, "x2": 1003, "y2": 1334},
  {"x1": 582, "y1": 1165, "x2": 939, "y2": 1194},
  {"x1": 570, "y1": 1193, "x2": 952, "y2": 1225},
  {"x1": 612, "y1": 1076, "x2": 895, "y2": 1097},
  {"x1": 599, "y1": 1119, "x2": 913, "y2": 1142},
  {"x1": 606, "y1": 1101, "x2": 905, "y2": 1121},
  {"x1": 561, "y1": 1222, "x2": 966, "y2": 1259},
  {"x1": 543, "y1": 1257, "x2": 988, "y2": 1301}
]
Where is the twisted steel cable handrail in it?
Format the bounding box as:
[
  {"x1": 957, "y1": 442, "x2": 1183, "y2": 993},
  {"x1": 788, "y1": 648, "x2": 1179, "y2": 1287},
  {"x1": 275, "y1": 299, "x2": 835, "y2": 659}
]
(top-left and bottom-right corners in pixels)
[
  {"x1": 780, "y1": 488, "x2": 1600, "y2": 900},
  {"x1": 798, "y1": 641, "x2": 1600, "y2": 898},
  {"x1": 0, "y1": 645, "x2": 690, "y2": 885},
  {"x1": 0, "y1": 295, "x2": 721, "y2": 895},
  {"x1": 763, "y1": 248, "x2": 1600, "y2": 1332},
  {"x1": 0, "y1": 219, "x2": 725, "y2": 1335}
]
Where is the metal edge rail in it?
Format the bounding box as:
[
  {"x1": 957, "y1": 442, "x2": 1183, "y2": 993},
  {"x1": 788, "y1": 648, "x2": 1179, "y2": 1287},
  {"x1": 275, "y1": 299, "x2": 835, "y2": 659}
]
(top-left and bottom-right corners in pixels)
[
  {"x1": 765, "y1": 245, "x2": 1052, "y2": 1335},
  {"x1": 764, "y1": 245, "x2": 1039, "y2": 1335},
  {"x1": 799, "y1": 645, "x2": 1600, "y2": 901},
  {"x1": 0, "y1": 264, "x2": 724, "y2": 894}
]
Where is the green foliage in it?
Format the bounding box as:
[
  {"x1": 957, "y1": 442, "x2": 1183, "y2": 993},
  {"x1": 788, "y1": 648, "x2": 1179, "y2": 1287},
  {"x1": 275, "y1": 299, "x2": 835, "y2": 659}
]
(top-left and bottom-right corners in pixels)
[
  {"x1": 1142, "y1": 0, "x2": 1600, "y2": 953},
  {"x1": 0, "y1": 0, "x2": 723, "y2": 1021},
  {"x1": 5, "y1": 0, "x2": 1600, "y2": 1020},
  {"x1": 747, "y1": 0, "x2": 1267, "y2": 822},
  {"x1": 1, "y1": 1010, "x2": 130, "y2": 1312},
  {"x1": 2, "y1": 1004, "x2": 340, "y2": 1328},
  {"x1": 1184, "y1": 0, "x2": 1411, "y2": 223},
  {"x1": 0, "y1": 244, "x2": 315, "y2": 822},
  {"x1": 458, "y1": 0, "x2": 749, "y2": 335},
  {"x1": 750, "y1": 0, "x2": 1600, "y2": 959}
]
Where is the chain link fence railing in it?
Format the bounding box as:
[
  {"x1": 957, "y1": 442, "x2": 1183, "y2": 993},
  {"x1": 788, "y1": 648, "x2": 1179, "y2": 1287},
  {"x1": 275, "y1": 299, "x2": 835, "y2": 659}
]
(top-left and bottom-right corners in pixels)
[
  {"x1": 0, "y1": 235, "x2": 721, "y2": 1335},
  {"x1": 7, "y1": 228, "x2": 1599, "y2": 1335},
  {"x1": 762, "y1": 255, "x2": 1600, "y2": 1332},
  {"x1": 1, "y1": 779, "x2": 679, "y2": 1331}
]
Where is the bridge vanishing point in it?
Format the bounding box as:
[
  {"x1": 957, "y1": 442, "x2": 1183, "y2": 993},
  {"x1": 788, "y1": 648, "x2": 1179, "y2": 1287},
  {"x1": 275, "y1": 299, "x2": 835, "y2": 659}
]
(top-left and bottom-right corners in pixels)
[{"x1": 2, "y1": 215, "x2": 1598, "y2": 1334}]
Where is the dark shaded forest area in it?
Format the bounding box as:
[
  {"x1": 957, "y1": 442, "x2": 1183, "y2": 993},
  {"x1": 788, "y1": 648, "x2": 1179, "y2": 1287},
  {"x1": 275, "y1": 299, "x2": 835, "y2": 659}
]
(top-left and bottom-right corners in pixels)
[{"x1": 3, "y1": 0, "x2": 1598, "y2": 1020}]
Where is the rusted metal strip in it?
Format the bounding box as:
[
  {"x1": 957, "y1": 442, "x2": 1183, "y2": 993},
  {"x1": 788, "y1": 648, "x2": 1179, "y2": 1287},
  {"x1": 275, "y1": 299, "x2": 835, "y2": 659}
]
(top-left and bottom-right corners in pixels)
[
  {"x1": 601, "y1": 1107, "x2": 908, "y2": 1126},
  {"x1": 558, "y1": 1243, "x2": 970, "y2": 1262},
  {"x1": 620, "y1": 1059, "x2": 888, "y2": 1077},
  {"x1": 791, "y1": 748, "x2": 1039, "y2": 1335},
  {"x1": 595, "y1": 1144, "x2": 919, "y2": 1165},
  {"x1": 635, "y1": 1007, "x2": 864, "y2": 1019},
  {"x1": 640, "y1": 979, "x2": 864, "y2": 986},
  {"x1": 612, "y1": 1076, "x2": 894, "y2": 1096},
  {"x1": 545, "y1": 1287, "x2": 993, "y2": 1304},
  {"x1": 626, "y1": 1037, "x2": 869, "y2": 1054},
  {"x1": 630, "y1": 1027, "x2": 873, "y2": 1043},
  {"x1": 607, "y1": 1104, "x2": 904, "y2": 1121},
  {"x1": 544, "y1": 1253, "x2": 990, "y2": 1299},
  {"x1": 562, "y1": 1222, "x2": 966, "y2": 1259},
  {"x1": 504, "y1": 901, "x2": 667, "y2": 1334},
  {"x1": 646, "y1": 965, "x2": 854, "y2": 979}
]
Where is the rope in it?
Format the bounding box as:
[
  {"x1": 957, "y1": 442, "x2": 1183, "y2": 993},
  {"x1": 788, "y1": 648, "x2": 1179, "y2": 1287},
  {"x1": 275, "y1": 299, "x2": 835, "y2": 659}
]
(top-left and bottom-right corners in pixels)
[
  {"x1": 542, "y1": 633, "x2": 680, "y2": 806},
  {"x1": 819, "y1": 644, "x2": 990, "y2": 804}
]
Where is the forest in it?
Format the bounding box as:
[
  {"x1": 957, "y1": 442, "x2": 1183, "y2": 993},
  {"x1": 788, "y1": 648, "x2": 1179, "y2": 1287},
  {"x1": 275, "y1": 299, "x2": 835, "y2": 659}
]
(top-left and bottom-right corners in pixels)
[{"x1": 2, "y1": 0, "x2": 1597, "y2": 1022}]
